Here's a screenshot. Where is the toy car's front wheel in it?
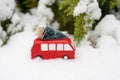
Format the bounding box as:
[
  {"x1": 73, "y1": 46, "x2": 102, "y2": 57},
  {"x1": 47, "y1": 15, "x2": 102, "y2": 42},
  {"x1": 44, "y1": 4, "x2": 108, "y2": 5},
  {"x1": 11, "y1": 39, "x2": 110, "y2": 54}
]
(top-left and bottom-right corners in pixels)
[
  {"x1": 35, "y1": 56, "x2": 43, "y2": 60},
  {"x1": 63, "y1": 55, "x2": 69, "y2": 60}
]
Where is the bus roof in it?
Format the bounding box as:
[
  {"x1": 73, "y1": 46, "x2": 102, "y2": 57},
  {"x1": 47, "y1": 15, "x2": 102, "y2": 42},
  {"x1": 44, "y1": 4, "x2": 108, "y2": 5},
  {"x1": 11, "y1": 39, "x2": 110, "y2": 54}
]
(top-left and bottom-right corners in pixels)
[{"x1": 34, "y1": 38, "x2": 72, "y2": 44}]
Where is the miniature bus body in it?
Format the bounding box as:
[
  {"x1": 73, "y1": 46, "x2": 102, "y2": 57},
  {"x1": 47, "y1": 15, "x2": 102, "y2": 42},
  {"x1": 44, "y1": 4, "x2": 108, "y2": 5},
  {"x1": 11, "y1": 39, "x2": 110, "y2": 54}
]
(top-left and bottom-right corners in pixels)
[{"x1": 31, "y1": 38, "x2": 75, "y2": 60}]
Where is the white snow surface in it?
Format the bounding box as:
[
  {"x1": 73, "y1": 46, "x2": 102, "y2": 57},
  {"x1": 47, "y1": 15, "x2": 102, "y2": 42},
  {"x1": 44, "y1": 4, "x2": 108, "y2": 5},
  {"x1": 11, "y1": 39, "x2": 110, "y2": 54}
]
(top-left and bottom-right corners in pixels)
[
  {"x1": 30, "y1": 0, "x2": 55, "y2": 29},
  {"x1": 11, "y1": 12, "x2": 21, "y2": 25},
  {"x1": 91, "y1": 15, "x2": 120, "y2": 45},
  {"x1": 0, "y1": 0, "x2": 15, "y2": 21},
  {"x1": 0, "y1": 14, "x2": 120, "y2": 80},
  {"x1": 74, "y1": 0, "x2": 101, "y2": 20},
  {"x1": 0, "y1": 26, "x2": 7, "y2": 46},
  {"x1": 39, "y1": 0, "x2": 55, "y2": 6}
]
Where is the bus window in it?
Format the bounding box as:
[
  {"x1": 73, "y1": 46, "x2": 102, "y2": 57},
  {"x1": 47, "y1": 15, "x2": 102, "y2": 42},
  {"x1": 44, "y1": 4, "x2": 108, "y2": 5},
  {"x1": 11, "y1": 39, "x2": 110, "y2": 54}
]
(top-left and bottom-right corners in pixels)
[
  {"x1": 57, "y1": 44, "x2": 63, "y2": 51},
  {"x1": 64, "y1": 44, "x2": 72, "y2": 51},
  {"x1": 49, "y1": 44, "x2": 56, "y2": 50},
  {"x1": 41, "y1": 44, "x2": 48, "y2": 51}
]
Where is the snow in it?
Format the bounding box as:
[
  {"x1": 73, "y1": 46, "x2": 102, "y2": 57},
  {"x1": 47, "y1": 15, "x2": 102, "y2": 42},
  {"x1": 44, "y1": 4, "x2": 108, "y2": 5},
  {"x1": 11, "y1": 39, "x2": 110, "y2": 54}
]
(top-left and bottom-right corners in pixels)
[
  {"x1": 11, "y1": 12, "x2": 21, "y2": 25},
  {"x1": 37, "y1": 5, "x2": 54, "y2": 22},
  {"x1": 39, "y1": 0, "x2": 55, "y2": 6},
  {"x1": 30, "y1": 0, "x2": 55, "y2": 30},
  {"x1": 91, "y1": 15, "x2": 120, "y2": 46},
  {"x1": 73, "y1": 0, "x2": 101, "y2": 33},
  {"x1": 0, "y1": 0, "x2": 15, "y2": 21},
  {"x1": 51, "y1": 21, "x2": 60, "y2": 30},
  {"x1": 0, "y1": 14, "x2": 120, "y2": 80},
  {"x1": 0, "y1": 0, "x2": 23, "y2": 46},
  {"x1": 74, "y1": 0, "x2": 101, "y2": 20},
  {"x1": 74, "y1": 0, "x2": 87, "y2": 16},
  {"x1": 0, "y1": 26, "x2": 7, "y2": 46},
  {"x1": 7, "y1": 12, "x2": 23, "y2": 35},
  {"x1": 0, "y1": 0, "x2": 120, "y2": 79}
]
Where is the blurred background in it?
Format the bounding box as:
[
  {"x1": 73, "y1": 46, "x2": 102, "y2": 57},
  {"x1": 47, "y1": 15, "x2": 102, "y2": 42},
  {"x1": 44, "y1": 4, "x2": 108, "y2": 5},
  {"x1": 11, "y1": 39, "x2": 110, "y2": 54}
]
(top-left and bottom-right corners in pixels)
[{"x1": 0, "y1": 0, "x2": 120, "y2": 46}]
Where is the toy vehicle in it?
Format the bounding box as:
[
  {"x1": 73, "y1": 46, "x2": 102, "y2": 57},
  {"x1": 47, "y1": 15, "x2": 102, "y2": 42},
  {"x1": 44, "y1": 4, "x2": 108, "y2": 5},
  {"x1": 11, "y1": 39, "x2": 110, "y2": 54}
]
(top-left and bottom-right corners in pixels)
[
  {"x1": 31, "y1": 26, "x2": 75, "y2": 60},
  {"x1": 31, "y1": 38, "x2": 75, "y2": 60}
]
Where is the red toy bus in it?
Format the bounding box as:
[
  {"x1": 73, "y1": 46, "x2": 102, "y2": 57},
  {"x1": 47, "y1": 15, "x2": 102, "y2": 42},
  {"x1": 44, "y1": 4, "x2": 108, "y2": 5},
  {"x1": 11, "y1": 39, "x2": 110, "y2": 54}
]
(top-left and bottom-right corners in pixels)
[{"x1": 31, "y1": 38, "x2": 75, "y2": 60}]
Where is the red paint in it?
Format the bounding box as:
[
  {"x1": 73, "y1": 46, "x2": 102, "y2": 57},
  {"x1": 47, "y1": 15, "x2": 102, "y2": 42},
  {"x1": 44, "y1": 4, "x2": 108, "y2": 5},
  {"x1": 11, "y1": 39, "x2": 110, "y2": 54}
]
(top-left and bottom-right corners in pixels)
[{"x1": 31, "y1": 38, "x2": 75, "y2": 60}]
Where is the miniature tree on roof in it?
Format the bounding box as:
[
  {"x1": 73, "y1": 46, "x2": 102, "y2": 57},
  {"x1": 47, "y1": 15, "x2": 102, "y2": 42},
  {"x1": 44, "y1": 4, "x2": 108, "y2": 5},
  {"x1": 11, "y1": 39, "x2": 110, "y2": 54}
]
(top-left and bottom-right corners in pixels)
[{"x1": 37, "y1": 27, "x2": 67, "y2": 40}]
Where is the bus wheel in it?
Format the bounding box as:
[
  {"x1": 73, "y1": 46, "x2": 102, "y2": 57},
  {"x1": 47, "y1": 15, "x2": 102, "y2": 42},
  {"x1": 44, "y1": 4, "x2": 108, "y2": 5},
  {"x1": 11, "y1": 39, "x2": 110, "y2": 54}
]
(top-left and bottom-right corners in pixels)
[
  {"x1": 35, "y1": 56, "x2": 43, "y2": 60},
  {"x1": 63, "y1": 55, "x2": 69, "y2": 60}
]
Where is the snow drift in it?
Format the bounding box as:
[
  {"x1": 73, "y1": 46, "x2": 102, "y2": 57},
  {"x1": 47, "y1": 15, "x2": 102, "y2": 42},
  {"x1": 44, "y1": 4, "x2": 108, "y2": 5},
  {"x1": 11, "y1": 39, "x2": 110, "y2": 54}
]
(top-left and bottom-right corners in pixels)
[{"x1": 91, "y1": 15, "x2": 120, "y2": 47}]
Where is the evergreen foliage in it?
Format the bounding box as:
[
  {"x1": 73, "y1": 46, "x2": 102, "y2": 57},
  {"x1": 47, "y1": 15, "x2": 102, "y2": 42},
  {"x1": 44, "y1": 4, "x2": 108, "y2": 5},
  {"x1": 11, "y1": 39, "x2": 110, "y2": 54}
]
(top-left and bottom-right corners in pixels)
[
  {"x1": 59, "y1": 0, "x2": 118, "y2": 44},
  {"x1": 60, "y1": 0, "x2": 92, "y2": 44},
  {"x1": 74, "y1": 14, "x2": 86, "y2": 44},
  {"x1": 59, "y1": 0, "x2": 79, "y2": 16},
  {"x1": 114, "y1": 0, "x2": 120, "y2": 20},
  {"x1": 0, "y1": 15, "x2": 23, "y2": 46},
  {"x1": 15, "y1": 0, "x2": 39, "y2": 13},
  {"x1": 0, "y1": 7, "x2": 23, "y2": 46},
  {"x1": 1, "y1": 19, "x2": 12, "y2": 31},
  {"x1": 0, "y1": 24, "x2": 7, "y2": 46},
  {"x1": 49, "y1": 0, "x2": 74, "y2": 34},
  {"x1": 0, "y1": 0, "x2": 119, "y2": 46},
  {"x1": 0, "y1": 18, "x2": 11, "y2": 46},
  {"x1": 98, "y1": 0, "x2": 118, "y2": 18}
]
